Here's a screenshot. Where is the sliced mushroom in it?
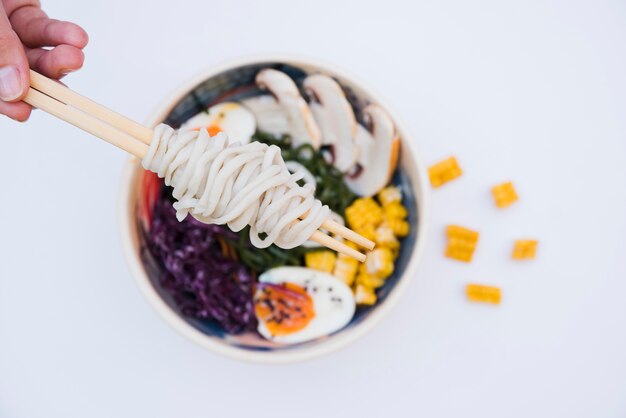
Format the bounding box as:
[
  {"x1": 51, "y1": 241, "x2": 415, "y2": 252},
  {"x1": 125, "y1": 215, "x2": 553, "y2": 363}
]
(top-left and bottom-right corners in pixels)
[
  {"x1": 303, "y1": 74, "x2": 358, "y2": 172},
  {"x1": 240, "y1": 95, "x2": 290, "y2": 138},
  {"x1": 255, "y1": 69, "x2": 322, "y2": 149},
  {"x1": 345, "y1": 104, "x2": 400, "y2": 197}
]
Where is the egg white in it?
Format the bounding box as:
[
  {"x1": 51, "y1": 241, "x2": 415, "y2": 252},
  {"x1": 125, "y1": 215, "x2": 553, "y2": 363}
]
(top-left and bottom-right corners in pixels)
[
  {"x1": 256, "y1": 267, "x2": 356, "y2": 344},
  {"x1": 181, "y1": 102, "x2": 256, "y2": 144}
]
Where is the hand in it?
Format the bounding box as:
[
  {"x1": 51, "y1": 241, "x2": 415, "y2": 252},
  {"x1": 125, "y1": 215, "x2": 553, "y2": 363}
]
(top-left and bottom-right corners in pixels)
[{"x1": 0, "y1": 0, "x2": 87, "y2": 121}]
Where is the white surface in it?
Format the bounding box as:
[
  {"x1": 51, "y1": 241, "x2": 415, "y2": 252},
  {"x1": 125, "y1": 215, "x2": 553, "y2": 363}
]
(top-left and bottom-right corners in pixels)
[{"x1": 1, "y1": 0, "x2": 625, "y2": 417}]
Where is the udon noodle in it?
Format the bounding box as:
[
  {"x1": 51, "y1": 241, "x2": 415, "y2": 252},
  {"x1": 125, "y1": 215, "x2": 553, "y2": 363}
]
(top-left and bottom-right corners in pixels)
[{"x1": 142, "y1": 124, "x2": 330, "y2": 249}]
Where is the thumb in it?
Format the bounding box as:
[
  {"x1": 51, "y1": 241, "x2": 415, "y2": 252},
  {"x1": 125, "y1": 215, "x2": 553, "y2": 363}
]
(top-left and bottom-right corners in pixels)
[{"x1": 0, "y1": 3, "x2": 29, "y2": 102}]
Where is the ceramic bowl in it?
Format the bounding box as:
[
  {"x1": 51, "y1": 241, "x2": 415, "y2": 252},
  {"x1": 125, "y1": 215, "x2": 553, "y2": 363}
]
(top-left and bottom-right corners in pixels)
[{"x1": 118, "y1": 55, "x2": 430, "y2": 363}]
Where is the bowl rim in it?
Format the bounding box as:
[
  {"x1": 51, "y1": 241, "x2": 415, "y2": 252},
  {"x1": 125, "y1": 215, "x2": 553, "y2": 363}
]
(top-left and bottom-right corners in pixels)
[{"x1": 118, "y1": 53, "x2": 431, "y2": 364}]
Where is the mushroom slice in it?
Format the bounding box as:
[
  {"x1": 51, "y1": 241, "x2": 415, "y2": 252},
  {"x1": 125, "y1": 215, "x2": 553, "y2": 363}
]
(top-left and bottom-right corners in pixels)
[
  {"x1": 241, "y1": 95, "x2": 290, "y2": 138},
  {"x1": 303, "y1": 74, "x2": 358, "y2": 172},
  {"x1": 255, "y1": 69, "x2": 322, "y2": 149},
  {"x1": 345, "y1": 104, "x2": 401, "y2": 197}
]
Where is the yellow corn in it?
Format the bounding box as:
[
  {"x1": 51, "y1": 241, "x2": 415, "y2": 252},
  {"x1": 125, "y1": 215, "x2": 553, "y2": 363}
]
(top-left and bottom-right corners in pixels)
[
  {"x1": 466, "y1": 284, "x2": 501, "y2": 305},
  {"x1": 429, "y1": 156, "x2": 463, "y2": 188},
  {"x1": 333, "y1": 254, "x2": 359, "y2": 286},
  {"x1": 383, "y1": 218, "x2": 410, "y2": 238},
  {"x1": 445, "y1": 225, "x2": 479, "y2": 263},
  {"x1": 383, "y1": 202, "x2": 408, "y2": 220},
  {"x1": 356, "y1": 270, "x2": 385, "y2": 289},
  {"x1": 345, "y1": 198, "x2": 384, "y2": 230},
  {"x1": 374, "y1": 225, "x2": 399, "y2": 250},
  {"x1": 512, "y1": 239, "x2": 538, "y2": 260},
  {"x1": 492, "y1": 181, "x2": 519, "y2": 208},
  {"x1": 377, "y1": 186, "x2": 402, "y2": 207},
  {"x1": 365, "y1": 248, "x2": 395, "y2": 279},
  {"x1": 354, "y1": 284, "x2": 377, "y2": 305},
  {"x1": 355, "y1": 224, "x2": 376, "y2": 243},
  {"x1": 304, "y1": 251, "x2": 336, "y2": 273}
]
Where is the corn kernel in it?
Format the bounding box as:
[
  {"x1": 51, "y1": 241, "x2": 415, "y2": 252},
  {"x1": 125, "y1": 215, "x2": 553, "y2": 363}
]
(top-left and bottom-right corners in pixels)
[
  {"x1": 377, "y1": 186, "x2": 402, "y2": 207},
  {"x1": 428, "y1": 157, "x2": 462, "y2": 188},
  {"x1": 357, "y1": 274, "x2": 385, "y2": 289},
  {"x1": 466, "y1": 284, "x2": 501, "y2": 305},
  {"x1": 512, "y1": 239, "x2": 538, "y2": 260},
  {"x1": 383, "y1": 202, "x2": 408, "y2": 220},
  {"x1": 354, "y1": 284, "x2": 377, "y2": 305},
  {"x1": 365, "y1": 248, "x2": 395, "y2": 279},
  {"x1": 355, "y1": 224, "x2": 376, "y2": 243},
  {"x1": 304, "y1": 251, "x2": 336, "y2": 273},
  {"x1": 333, "y1": 255, "x2": 359, "y2": 286},
  {"x1": 492, "y1": 181, "x2": 518, "y2": 208},
  {"x1": 383, "y1": 218, "x2": 410, "y2": 238},
  {"x1": 445, "y1": 225, "x2": 479, "y2": 263},
  {"x1": 374, "y1": 225, "x2": 399, "y2": 250},
  {"x1": 345, "y1": 197, "x2": 384, "y2": 230}
]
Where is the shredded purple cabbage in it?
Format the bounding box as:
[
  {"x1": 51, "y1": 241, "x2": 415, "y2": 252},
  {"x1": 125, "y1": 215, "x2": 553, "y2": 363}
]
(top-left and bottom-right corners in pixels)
[{"x1": 145, "y1": 186, "x2": 257, "y2": 334}]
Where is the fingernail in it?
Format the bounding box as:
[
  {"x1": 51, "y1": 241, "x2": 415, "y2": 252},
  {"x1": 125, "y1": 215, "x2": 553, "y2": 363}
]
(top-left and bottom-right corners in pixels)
[
  {"x1": 0, "y1": 66, "x2": 23, "y2": 101},
  {"x1": 60, "y1": 68, "x2": 76, "y2": 77}
]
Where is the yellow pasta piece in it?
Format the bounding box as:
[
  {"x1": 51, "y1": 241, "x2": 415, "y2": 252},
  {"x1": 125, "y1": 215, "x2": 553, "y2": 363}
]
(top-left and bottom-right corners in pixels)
[
  {"x1": 445, "y1": 225, "x2": 479, "y2": 262},
  {"x1": 492, "y1": 181, "x2": 518, "y2": 208},
  {"x1": 428, "y1": 157, "x2": 463, "y2": 188},
  {"x1": 345, "y1": 197, "x2": 384, "y2": 230},
  {"x1": 304, "y1": 251, "x2": 336, "y2": 273},
  {"x1": 512, "y1": 239, "x2": 538, "y2": 260},
  {"x1": 377, "y1": 186, "x2": 402, "y2": 207},
  {"x1": 466, "y1": 284, "x2": 501, "y2": 305},
  {"x1": 354, "y1": 284, "x2": 377, "y2": 305}
]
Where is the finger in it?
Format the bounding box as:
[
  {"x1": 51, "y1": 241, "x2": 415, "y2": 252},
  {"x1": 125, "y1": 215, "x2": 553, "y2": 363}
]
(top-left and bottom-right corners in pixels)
[
  {"x1": 26, "y1": 44, "x2": 84, "y2": 79},
  {"x1": 10, "y1": 6, "x2": 88, "y2": 49},
  {"x1": 0, "y1": 3, "x2": 30, "y2": 101},
  {"x1": 0, "y1": 99, "x2": 31, "y2": 121}
]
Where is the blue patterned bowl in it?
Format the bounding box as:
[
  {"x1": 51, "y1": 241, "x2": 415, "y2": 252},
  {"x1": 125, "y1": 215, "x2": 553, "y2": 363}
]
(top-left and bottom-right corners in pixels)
[{"x1": 119, "y1": 55, "x2": 430, "y2": 363}]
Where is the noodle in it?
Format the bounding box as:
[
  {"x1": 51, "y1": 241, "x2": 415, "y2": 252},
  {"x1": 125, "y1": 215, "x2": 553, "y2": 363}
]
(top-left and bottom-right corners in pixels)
[{"x1": 142, "y1": 124, "x2": 330, "y2": 249}]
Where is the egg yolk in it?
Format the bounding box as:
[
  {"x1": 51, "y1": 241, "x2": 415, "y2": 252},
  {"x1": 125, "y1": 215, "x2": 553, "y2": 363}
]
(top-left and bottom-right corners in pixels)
[
  {"x1": 254, "y1": 283, "x2": 315, "y2": 336},
  {"x1": 191, "y1": 124, "x2": 222, "y2": 136},
  {"x1": 206, "y1": 125, "x2": 222, "y2": 136}
]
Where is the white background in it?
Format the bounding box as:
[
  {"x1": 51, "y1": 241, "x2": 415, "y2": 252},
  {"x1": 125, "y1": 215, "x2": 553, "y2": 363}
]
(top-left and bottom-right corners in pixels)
[{"x1": 1, "y1": 1, "x2": 626, "y2": 417}]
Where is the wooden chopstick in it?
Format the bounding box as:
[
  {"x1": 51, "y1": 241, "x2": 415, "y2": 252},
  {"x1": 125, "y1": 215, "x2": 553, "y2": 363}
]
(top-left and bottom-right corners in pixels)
[
  {"x1": 311, "y1": 231, "x2": 366, "y2": 262},
  {"x1": 23, "y1": 88, "x2": 148, "y2": 158},
  {"x1": 24, "y1": 71, "x2": 374, "y2": 261},
  {"x1": 29, "y1": 70, "x2": 153, "y2": 145},
  {"x1": 321, "y1": 220, "x2": 375, "y2": 250}
]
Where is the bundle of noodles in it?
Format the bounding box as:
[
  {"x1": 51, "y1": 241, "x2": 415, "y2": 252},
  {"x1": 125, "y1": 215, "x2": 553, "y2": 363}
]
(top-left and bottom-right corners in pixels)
[{"x1": 142, "y1": 124, "x2": 330, "y2": 250}]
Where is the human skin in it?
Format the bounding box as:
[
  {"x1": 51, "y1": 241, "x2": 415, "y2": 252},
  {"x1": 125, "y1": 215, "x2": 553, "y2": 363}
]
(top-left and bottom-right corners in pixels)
[{"x1": 0, "y1": 0, "x2": 87, "y2": 121}]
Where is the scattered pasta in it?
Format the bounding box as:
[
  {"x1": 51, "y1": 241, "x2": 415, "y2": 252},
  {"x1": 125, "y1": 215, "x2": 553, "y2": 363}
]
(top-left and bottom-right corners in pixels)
[
  {"x1": 445, "y1": 225, "x2": 480, "y2": 262},
  {"x1": 466, "y1": 284, "x2": 501, "y2": 305},
  {"x1": 428, "y1": 157, "x2": 463, "y2": 188},
  {"x1": 492, "y1": 181, "x2": 518, "y2": 208}
]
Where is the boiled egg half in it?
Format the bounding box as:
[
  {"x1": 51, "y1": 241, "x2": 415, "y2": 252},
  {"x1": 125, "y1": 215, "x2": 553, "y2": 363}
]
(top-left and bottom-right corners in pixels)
[
  {"x1": 254, "y1": 267, "x2": 356, "y2": 344},
  {"x1": 181, "y1": 102, "x2": 256, "y2": 144}
]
